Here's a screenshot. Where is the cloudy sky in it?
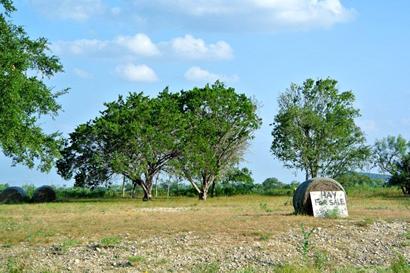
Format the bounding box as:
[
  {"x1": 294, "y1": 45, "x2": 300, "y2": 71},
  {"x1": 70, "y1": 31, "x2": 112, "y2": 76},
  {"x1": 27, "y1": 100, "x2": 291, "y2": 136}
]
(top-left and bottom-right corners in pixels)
[{"x1": 2, "y1": 0, "x2": 410, "y2": 186}]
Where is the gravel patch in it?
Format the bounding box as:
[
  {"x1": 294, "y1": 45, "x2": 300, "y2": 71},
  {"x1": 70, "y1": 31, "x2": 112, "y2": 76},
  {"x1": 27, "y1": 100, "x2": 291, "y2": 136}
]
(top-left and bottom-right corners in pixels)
[{"x1": 0, "y1": 220, "x2": 408, "y2": 272}]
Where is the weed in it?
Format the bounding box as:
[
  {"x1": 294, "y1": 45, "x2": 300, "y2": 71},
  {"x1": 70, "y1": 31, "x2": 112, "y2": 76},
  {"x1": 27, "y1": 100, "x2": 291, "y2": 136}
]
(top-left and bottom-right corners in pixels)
[
  {"x1": 60, "y1": 239, "x2": 80, "y2": 252},
  {"x1": 273, "y1": 264, "x2": 320, "y2": 273},
  {"x1": 313, "y1": 250, "x2": 329, "y2": 271},
  {"x1": 128, "y1": 255, "x2": 145, "y2": 266},
  {"x1": 259, "y1": 202, "x2": 273, "y2": 213},
  {"x1": 390, "y1": 254, "x2": 410, "y2": 273},
  {"x1": 235, "y1": 267, "x2": 259, "y2": 273},
  {"x1": 192, "y1": 262, "x2": 220, "y2": 273},
  {"x1": 258, "y1": 232, "x2": 271, "y2": 241},
  {"x1": 355, "y1": 218, "x2": 375, "y2": 227},
  {"x1": 324, "y1": 207, "x2": 340, "y2": 219},
  {"x1": 6, "y1": 257, "x2": 25, "y2": 273},
  {"x1": 100, "y1": 236, "x2": 121, "y2": 247},
  {"x1": 299, "y1": 224, "x2": 317, "y2": 261}
]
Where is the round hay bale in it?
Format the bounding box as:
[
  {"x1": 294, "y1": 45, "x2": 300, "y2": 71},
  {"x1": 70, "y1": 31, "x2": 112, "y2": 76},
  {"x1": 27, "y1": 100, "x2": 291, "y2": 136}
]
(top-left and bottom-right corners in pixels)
[
  {"x1": 293, "y1": 177, "x2": 345, "y2": 215},
  {"x1": 0, "y1": 186, "x2": 29, "y2": 204},
  {"x1": 31, "y1": 185, "x2": 56, "y2": 203}
]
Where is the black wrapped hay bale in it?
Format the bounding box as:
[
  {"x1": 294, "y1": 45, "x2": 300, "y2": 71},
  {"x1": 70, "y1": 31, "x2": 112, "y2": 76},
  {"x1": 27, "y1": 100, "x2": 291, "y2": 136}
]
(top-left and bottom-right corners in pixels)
[
  {"x1": 31, "y1": 185, "x2": 56, "y2": 203},
  {"x1": 293, "y1": 177, "x2": 345, "y2": 215},
  {"x1": 0, "y1": 186, "x2": 29, "y2": 204}
]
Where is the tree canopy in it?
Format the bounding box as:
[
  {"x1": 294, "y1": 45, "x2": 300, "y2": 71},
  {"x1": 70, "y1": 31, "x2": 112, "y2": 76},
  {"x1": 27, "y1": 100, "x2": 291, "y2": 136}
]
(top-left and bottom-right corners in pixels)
[
  {"x1": 0, "y1": 0, "x2": 66, "y2": 171},
  {"x1": 173, "y1": 82, "x2": 261, "y2": 200},
  {"x1": 389, "y1": 154, "x2": 410, "y2": 195},
  {"x1": 373, "y1": 135, "x2": 410, "y2": 175},
  {"x1": 271, "y1": 78, "x2": 370, "y2": 180},
  {"x1": 58, "y1": 82, "x2": 261, "y2": 201},
  {"x1": 373, "y1": 135, "x2": 410, "y2": 195},
  {"x1": 57, "y1": 90, "x2": 182, "y2": 200}
]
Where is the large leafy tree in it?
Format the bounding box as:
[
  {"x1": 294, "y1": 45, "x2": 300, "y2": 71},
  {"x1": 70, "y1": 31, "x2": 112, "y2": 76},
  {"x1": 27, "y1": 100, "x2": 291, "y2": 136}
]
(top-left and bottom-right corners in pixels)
[
  {"x1": 271, "y1": 78, "x2": 370, "y2": 180},
  {"x1": 373, "y1": 135, "x2": 410, "y2": 175},
  {"x1": 57, "y1": 90, "x2": 183, "y2": 200},
  {"x1": 0, "y1": 0, "x2": 65, "y2": 171},
  {"x1": 174, "y1": 82, "x2": 261, "y2": 200}
]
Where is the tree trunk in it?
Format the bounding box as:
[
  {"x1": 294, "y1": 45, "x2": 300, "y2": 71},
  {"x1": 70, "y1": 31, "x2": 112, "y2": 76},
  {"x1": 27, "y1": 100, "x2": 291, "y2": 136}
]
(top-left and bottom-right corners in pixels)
[
  {"x1": 141, "y1": 174, "x2": 154, "y2": 201},
  {"x1": 199, "y1": 176, "x2": 214, "y2": 201},
  {"x1": 143, "y1": 190, "x2": 152, "y2": 201},
  {"x1": 199, "y1": 190, "x2": 208, "y2": 200},
  {"x1": 122, "y1": 176, "x2": 126, "y2": 198},
  {"x1": 210, "y1": 181, "x2": 216, "y2": 197},
  {"x1": 131, "y1": 180, "x2": 138, "y2": 199},
  {"x1": 402, "y1": 185, "x2": 410, "y2": 195}
]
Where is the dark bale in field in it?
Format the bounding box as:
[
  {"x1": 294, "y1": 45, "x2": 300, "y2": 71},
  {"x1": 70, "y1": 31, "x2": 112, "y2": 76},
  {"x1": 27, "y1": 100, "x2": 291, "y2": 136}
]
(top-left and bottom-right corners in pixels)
[
  {"x1": 0, "y1": 186, "x2": 29, "y2": 204},
  {"x1": 31, "y1": 185, "x2": 56, "y2": 203},
  {"x1": 293, "y1": 177, "x2": 345, "y2": 215}
]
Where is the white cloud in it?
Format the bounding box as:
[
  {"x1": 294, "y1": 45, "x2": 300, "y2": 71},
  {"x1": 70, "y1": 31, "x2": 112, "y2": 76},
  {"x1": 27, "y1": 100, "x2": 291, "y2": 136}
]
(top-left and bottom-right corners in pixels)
[
  {"x1": 171, "y1": 35, "x2": 233, "y2": 60},
  {"x1": 139, "y1": 0, "x2": 355, "y2": 30},
  {"x1": 52, "y1": 33, "x2": 232, "y2": 60},
  {"x1": 184, "y1": 66, "x2": 239, "y2": 83},
  {"x1": 73, "y1": 68, "x2": 93, "y2": 79},
  {"x1": 116, "y1": 64, "x2": 158, "y2": 82},
  {"x1": 116, "y1": 34, "x2": 160, "y2": 57},
  {"x1": 51, "y1": 39, "x2": 108, "y2": 55},
  {"x1": 30, "y1": 0, "x2": 105, "y2": 21}
]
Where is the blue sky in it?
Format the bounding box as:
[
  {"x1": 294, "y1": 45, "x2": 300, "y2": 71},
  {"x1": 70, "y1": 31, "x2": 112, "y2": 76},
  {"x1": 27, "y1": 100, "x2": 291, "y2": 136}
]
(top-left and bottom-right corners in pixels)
[{"x1": 1, "y1": 0, "x2": 410, "y2": 186}]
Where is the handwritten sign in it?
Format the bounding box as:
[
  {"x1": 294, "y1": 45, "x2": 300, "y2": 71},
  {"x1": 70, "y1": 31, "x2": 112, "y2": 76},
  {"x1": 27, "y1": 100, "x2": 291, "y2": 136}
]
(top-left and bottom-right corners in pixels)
[{"x1": 310, "y1": 191, "x2": 348, "y2": 218}]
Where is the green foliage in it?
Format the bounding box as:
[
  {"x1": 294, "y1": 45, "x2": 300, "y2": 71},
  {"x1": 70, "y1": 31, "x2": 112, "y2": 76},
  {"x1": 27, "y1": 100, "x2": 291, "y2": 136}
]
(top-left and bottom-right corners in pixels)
[
  {"x1": 324, "y1": 207, "x2": 340, "y2": 219},
  {"x1": 389, "y1": 255, "x2": 410, "y2": 273},
  {"x1": 313, "y1": 250, "x2": 329, "y2": 271},
  {"x1": 174, "y1": 82, "x2": 262, "y2": 199},
  {"x1": 128, "y1": 255, "x2": 145, "y2": 266},
  {"x1": 0, "y1": 0, "x2": 66, "y2": 172},
  {"x1": 259, "y1": 202, "x2": 273, "y2": 213},
  {"x1": 389, "y1": 154, "x2": 410, "y2": 195},
  {"x1": 57, "y1": 89, "x2": 182, "y2": 200},
  {"x1": 271, "y1": 78, "x2": 370, "y2": 180},
  {"x1": 0, "y1": 183, "x2": 8, "y2": 192},
  {"x1": 336, "y1": 172, "x2": 385, "y2": 189},
  {"x1": 99, "y1": 236, "x2": 121, "y2": 247},
  {"x1": 192, "y1": 262, "x2": 220, "y2": 273},
  {"x1": 56, "y1": 186, "x2": 110, "y2": 199},
  {"x1": 6, "y1": 257, "x2": 25, "y2": 273},
  {"x1": 373, "y1": 135, "x2": 410, "y2": 175},
  {"x1": 22, "y1": 184, "x2": 35, "y2": 198},
  {"x1": 299, "y1": 224, "x2": 317, "y2": 260},
  {"x1": 262, "y1": 177, "x2": 286, "y2": 191}
]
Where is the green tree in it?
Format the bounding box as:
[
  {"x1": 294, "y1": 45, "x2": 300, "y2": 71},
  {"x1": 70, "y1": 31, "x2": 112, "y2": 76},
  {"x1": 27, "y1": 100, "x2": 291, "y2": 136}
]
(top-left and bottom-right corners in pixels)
[
  {"x1": 389, "y1": 154, "x2": 410, "y2": 195},
  {"x1": 174, "y1": 82, "x2": 261, "y2": 200},
  {"x1": 373, "y1": 135, "x2": 410, "y2": 175},
  {"x1": 216, "y1": 167, "x2": 254, "y2": 196},
  {"x1": 57, "y1": 123, "x2": 113, "y2": 189},
  {"x1": 261, "y1": 177, "x2": 285, "y2": 191},
  {"x1": 57, "y1": 90, "x2": 182, "y2": 201},
  {"x1": 0, "y1": 0, "x2": 66, "y2": 171},
  {"x1": 271, "y1": 78, "x2": 370, "y2": 180},
  {"x1": 335, "y1": 172, "x2": 384, "y2": 188}
]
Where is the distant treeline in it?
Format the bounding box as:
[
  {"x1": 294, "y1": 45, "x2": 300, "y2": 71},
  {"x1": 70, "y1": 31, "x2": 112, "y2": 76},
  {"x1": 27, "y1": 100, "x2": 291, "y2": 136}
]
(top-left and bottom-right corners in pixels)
[{"x1": 0, "y1": 172, "x2": 390, "y2": 200}]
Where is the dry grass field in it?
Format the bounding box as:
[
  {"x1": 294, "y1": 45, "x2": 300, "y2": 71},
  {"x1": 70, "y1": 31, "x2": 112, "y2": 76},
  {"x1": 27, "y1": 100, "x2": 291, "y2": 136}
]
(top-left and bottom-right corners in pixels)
[{"x1": 0, "y1": 191, "x2": 409, "y2": 272}]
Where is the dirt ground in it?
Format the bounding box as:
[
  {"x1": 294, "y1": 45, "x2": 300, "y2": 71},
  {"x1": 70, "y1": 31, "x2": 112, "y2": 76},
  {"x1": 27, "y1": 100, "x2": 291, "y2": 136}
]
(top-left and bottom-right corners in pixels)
[{"x1": 0, "y1": 195, "x2": 409, "y2": 272}]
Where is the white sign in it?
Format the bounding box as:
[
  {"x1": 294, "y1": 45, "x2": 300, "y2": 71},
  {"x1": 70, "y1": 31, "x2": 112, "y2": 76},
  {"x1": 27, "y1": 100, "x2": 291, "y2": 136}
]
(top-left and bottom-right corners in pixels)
[{"x1": 310, "y1": 191, "x2": 348, "y2": 218}]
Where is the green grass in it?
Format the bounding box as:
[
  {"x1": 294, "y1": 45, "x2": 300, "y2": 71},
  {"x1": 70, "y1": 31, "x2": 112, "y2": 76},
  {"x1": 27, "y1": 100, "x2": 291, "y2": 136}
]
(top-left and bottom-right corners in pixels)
[
  {"x1": 128, "y1": 255, "x2": 145, "y2": 266},
  {"x1": 192, "y1": 262, "x2": 220, "y2": 273},
  {"x1": 99, "y1": 235, "x2": 121, "y2": 247}
]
